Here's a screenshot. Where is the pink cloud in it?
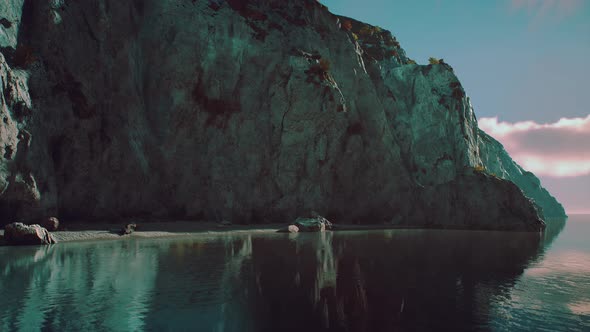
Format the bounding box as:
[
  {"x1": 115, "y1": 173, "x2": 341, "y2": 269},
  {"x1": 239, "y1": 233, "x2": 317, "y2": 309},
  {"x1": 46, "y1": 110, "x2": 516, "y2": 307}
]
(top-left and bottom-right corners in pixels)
[
  {"x1": 479, "y1": 115, "x2": 590, "y2": 177},
  {"x1": 526, "y1": 250, "x2": 590, "y2": 276}
]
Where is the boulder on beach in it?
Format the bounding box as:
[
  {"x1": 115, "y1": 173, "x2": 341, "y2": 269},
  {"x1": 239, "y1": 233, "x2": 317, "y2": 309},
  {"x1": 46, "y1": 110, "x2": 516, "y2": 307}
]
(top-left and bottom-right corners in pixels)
[
  {"x1": 120, "y1": 223, "x2": 137, "y2": 235},
  {"x1": 294, "y1": 215, "x2": 333, "y2": 232},
  {"x1": 37, "y1": 217, "x2": 59, "y2": 231},
  {"x1": 4, "y1": 222, "x2": 57, "y2": 245}
]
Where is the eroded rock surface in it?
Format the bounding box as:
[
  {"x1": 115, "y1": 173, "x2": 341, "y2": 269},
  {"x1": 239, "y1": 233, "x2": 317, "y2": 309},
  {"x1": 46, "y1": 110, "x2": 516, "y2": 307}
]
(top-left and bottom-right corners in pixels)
[
  {"x1": 0, "y1": 0, "x2": 565, "y2": 230},
  {"x1": 0, "y1": 0, "x2": 24, "y2": 49},
  {"x1": 0, "y1": 51, "x2": 46, "y2": 222}
]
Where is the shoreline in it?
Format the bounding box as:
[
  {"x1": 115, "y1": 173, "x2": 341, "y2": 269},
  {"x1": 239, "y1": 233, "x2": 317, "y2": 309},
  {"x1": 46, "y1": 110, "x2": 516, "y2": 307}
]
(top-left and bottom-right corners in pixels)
[
  {"x1": 0, "y1": 219, "x2": 560, "y2": 245},
  {"x1": 0, "y1": 222, "x2": 287, "y2": 244},
  {"x1": 0, "y1": 222, "x2": 405, "y2": 244}
]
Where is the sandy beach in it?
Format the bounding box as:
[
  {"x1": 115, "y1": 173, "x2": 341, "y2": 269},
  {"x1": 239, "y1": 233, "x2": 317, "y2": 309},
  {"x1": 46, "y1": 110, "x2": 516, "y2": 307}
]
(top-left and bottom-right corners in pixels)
[
  {"x1": 0, "y1": 221, "x2": 526, "y2": 245},
  {"x1": 0, "y1": 221, "x2": 286, "y2": 244},
  {"x1": 0, "y1": 221, "x2": 431, "y2": 245}
]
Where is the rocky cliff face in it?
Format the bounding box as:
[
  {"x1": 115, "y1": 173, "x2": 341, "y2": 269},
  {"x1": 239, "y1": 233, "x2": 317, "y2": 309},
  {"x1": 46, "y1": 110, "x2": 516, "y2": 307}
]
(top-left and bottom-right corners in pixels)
[
  {"x1": 478, "y1": 130, "x2": 566, "y2": 218},
  {"x1": 0, "y1": 0, "x2": 564, "y2": 230}
]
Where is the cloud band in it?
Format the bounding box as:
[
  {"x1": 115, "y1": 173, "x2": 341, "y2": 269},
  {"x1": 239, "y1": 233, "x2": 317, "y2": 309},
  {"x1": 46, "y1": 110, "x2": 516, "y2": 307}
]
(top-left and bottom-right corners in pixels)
[{"x1": 479, "y1": 115, "x2": 590, "y2": 177}]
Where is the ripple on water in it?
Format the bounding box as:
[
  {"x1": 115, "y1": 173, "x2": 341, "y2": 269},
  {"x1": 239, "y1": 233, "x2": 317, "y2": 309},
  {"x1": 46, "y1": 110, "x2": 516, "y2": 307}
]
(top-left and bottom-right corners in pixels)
[{"x1": 0, "y1": 217, "x2": 589, "y2": 331}]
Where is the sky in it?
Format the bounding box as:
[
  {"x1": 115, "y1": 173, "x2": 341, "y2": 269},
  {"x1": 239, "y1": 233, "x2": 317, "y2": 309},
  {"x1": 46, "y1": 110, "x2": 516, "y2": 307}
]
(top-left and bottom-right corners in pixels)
[{"x1": 322, "y1": 0, "x2": 590, "y2": 214}]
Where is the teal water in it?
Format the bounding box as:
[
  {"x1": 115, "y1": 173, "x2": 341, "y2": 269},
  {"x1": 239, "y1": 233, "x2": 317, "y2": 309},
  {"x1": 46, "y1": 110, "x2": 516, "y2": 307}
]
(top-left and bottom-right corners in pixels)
[{"x1": 0, "y1": 216, "x2": 588, "y2": 332}]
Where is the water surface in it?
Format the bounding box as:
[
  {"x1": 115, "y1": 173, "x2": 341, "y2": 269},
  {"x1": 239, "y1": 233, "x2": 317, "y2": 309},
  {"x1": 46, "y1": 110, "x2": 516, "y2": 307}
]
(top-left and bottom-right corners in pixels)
[{"x1": 1, "y1": 216, "x2": 589, "y2": 331}]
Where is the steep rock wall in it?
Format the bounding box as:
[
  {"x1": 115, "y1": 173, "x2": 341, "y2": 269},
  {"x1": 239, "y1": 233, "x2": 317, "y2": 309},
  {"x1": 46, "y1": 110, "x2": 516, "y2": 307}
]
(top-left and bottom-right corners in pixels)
[
  {"x1": 478, "y1": 130, "x2": 566, "y2": 218},
  {"x1": 0, "y1": 0, "x2": 563, "y2": 230}
]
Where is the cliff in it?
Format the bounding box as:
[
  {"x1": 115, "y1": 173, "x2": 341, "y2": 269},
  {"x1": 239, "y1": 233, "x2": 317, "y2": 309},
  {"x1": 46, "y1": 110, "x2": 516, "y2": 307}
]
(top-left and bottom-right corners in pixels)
[{"x1": 0, "y1": 0, "x2": 565, "y2": 230}]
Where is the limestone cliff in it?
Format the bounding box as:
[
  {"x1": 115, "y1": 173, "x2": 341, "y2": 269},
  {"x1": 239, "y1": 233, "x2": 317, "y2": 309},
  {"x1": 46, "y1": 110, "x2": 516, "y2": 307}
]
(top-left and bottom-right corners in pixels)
[{"x1": 0, "y1": 0, "x2": 564, "y2": 230}]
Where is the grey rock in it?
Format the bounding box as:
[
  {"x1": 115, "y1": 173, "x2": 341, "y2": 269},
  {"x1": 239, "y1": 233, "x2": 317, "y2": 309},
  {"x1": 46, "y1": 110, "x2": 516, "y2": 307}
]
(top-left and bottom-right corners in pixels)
[
  {"x1": 120, "y1": 223, "x2": 137, "y2": 235},
  {"x1": 0, "y1": 52, "x2": 45, "y2": 223},
  {"x1": 295, "y1": 217, "x2": 331, "y2": 232},
  {"x1": 4, "y1": 222, "x2": 57, "y2": 245},
  {"x1": 0, "y1": 0, "x2": 565, "y2": 231},
  {"x1": 308, "y1": 212, "x2": 333, "y2": 230},
  {"x1": 37, "y1": 217, "x2": 59, "y2": 231},
  {"x1": 0, "y1": 0, "x2": 24, "y2": 49}
]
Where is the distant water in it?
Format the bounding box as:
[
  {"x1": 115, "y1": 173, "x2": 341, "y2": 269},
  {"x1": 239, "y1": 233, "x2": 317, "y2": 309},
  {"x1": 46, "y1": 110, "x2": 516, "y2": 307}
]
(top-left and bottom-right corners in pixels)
[{"x1": 1, "y1": 216, "x2": 589, "y2": 332}]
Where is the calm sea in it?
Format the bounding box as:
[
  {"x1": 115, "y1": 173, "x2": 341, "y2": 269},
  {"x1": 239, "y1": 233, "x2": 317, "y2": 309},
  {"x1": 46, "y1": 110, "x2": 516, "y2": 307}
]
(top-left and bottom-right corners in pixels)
[{"x1": 1, "y1": 215, "x2": 588, "y2": 331}]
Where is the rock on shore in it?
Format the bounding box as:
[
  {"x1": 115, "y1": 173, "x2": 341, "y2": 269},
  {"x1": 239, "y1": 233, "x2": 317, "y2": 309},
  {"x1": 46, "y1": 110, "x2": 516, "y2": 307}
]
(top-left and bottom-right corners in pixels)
[
  {"x1": 37, "y1": 217, "x2": 59, "y2": 231},
  {"x1": 4, "y1": 222, "x2": 57, "y2": 245}
]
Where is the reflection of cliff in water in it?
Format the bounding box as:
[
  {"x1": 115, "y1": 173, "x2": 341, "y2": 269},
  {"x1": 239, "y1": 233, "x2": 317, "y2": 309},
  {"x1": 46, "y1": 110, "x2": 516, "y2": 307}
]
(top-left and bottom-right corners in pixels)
[
  {"x1": 0, "y1": 222, "x2": 567, "y2": 331},
  {"x1": 240, "y1": 228, "x2": 559, "y2": 332},
  {"x1": 542, "y1": 217, "x2": 567, "y2": 247},
  {"x1": 0, "y1": 241, "x2": 158, "y2": 331}
]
